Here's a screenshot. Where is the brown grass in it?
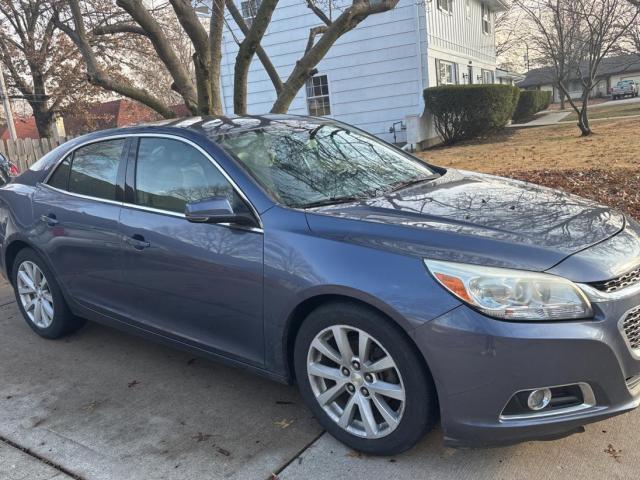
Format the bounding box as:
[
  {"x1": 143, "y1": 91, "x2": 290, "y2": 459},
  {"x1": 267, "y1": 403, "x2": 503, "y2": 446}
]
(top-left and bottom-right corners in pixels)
[
  {"x1": 417, "y1": 117, "x2": 640, "y2": 174},
  {"x1": 563, "y1": 102, "x2": 640, "y2": 122}
]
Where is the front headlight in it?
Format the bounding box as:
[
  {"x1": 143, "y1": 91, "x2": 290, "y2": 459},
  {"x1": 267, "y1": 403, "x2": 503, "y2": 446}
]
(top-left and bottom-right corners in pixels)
[{"x1": 424, "y1": 259, "x2": 593, "y2": 321}]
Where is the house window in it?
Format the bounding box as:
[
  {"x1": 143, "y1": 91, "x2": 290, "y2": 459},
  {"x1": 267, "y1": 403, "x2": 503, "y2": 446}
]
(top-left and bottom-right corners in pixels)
[
  {"x1": 306, "y1": 75, "x2": 331, "y2": 116},
  {"x1": 437, "y1": 60, "x2": 457, "y2": 85},
  {"x1": 437, "y1": 0, "x2": 453, "y2": 14},
  {"x1": 241, "y1": 0, "x2": 260, "y2": 27},
  {"x1": 481, "y1": 3, "x2": 492, "y2": 34},
  {"x1": 482, "y1": 69, "x2": 494, "y2": 84},
  {"x1": 465, "y1": 0, "x2": 471, "y2": 18}
]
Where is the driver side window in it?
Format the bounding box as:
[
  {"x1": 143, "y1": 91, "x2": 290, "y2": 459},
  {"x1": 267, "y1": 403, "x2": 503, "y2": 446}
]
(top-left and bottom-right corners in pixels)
[{"x1": 134, "y1": 138, "x2": 235, "y2": 214}]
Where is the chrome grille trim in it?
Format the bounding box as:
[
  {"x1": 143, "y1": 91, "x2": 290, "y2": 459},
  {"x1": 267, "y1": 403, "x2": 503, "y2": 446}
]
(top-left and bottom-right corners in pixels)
[
  {"x1": 626, "y1": 375, "x2": 640, "y2": 396},
  {"x1": 621, "y1": 306, "x2": 640, "y2": 352},
  {"x1": 591, "y1": 266, "x2": 640, "y2": 293}
]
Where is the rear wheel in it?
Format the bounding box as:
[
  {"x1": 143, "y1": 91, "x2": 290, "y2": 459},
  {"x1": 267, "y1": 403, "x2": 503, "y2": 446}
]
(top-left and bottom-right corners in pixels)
[
  {"x1": 294, "y1": 302, "x2": 437, "y2": 455},
  {"x1": 12, "y1": 248, "x2": 85, "y2": 339}
]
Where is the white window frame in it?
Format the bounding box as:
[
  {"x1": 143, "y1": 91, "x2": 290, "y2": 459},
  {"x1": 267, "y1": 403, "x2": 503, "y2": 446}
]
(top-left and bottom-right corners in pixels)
[
  {"x1": 437, "y1": 0, "x2": 453, "y2": 15},
  {"x1": 306, "y1": 74, "x2": 332, "y2": 117},
  {"x1": 481, "y1": 69, "x2": 495, "y2": 84},
  {"x1": 241, "y1": 0, "x2": 260, "y2": 27},
  {"x1": 481, "y1": 3, "x2": 492, "y2": 34},
  {"x1": 437, "y1": 59, "x2": 458, "y2": 86}
]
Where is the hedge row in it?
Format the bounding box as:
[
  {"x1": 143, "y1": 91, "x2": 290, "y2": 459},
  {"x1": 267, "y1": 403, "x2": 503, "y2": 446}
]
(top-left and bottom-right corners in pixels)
[
  {"x1": 424, "y1": 84, "x2": 520, "y2": 145},
  {"x1": 513, "y1": 90, "x2": 553, "y2": 121}
]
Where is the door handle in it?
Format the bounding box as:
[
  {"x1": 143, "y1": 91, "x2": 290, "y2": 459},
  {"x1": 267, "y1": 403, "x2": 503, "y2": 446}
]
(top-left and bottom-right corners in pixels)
[
  {"x1": 124, "y1": 234, "x2": 150, "y2": 250},
  {"x1": 40, "y1": 214, "x2": 59, "y2": 226}
]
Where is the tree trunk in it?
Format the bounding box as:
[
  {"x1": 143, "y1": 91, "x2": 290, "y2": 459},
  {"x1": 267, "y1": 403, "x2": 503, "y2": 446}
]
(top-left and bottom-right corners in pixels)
[
  {"x1": 208, "y1": 0, "x2": 225, "y2": 115},
  {"x1": 233, "y1": 0, "x2": 280, "y2": 114},
  {"x1": 578, "y1": 94, "x2": 591, "y2": 136},
  {"x1": 32, "y1": 108, "x2": 54, "y2": 138}
]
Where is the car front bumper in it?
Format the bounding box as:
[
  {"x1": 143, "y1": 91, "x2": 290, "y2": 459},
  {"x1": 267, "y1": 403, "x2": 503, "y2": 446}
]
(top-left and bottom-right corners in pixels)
[{"x1": 414, "y1": 290, "x2": 640, "y2": 447}]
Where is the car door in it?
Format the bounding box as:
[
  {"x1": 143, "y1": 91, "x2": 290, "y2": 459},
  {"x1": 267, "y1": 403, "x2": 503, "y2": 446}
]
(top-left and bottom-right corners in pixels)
[
  {"x1": 118, "y1": 136, "x2": 264, "y2": 366},
  {"x1": 32, "y1": 137, "x2": 129, "y2": 315}
]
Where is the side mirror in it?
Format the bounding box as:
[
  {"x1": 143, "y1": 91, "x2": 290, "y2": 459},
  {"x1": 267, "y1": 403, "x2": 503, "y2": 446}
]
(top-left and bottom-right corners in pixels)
[{"x1": 185, "y1": 196, "x2": 257, "y2": 227}]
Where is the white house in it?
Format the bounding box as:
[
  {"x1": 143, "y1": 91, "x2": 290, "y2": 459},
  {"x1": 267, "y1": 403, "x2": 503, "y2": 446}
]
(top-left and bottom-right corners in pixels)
[
  {"x1": 213, "y1": 0, "x2": 507, "y2": 144},
  {"x1": 518, "y1": 54, "x2": 640, "y2": 103}
]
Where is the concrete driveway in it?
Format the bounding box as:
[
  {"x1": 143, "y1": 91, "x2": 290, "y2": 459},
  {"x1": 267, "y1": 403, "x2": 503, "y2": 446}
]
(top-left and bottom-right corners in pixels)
[{"x1": 1, "y1": 279, "x2": 640, "y2": 479}]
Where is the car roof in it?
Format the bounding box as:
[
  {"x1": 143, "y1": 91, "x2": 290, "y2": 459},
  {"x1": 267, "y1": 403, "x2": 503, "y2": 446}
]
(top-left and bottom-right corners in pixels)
[
  {"x1": 66, "y1": 114, "x2": 341, "y2": 148},
  {"x1": 124, "y1": 113, "x2": 329, "y2": 137}
]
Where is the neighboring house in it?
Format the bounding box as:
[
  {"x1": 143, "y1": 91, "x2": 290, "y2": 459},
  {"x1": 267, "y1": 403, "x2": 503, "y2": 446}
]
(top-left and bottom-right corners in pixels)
[
  {"x1": 518, "y1": 54, "x2": 640, "y2": 103},
  {"x1": 215, "y1": 0, "x2": 508, "y2": 144},
  {"x1": 496, "y1": 67, "x2": 525, "y2": 86},
  {"x1": 63, "y1": 99, "x2": 163, "y2": 136},
  {"x1": 0, "y1": 116, "x2": 39, "y2": 140},
  {"x1": 0, "y1": 99, "x2": 164, "y2": 140}
]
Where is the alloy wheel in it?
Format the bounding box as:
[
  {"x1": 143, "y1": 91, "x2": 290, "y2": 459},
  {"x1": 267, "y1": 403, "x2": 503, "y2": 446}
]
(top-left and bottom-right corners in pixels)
[
  {"x1": 307, "y1": 325, "x2": 406, "y2": 439},
  {"x1": 17, "y1": 261, "x2": 54, "y2": 329}
]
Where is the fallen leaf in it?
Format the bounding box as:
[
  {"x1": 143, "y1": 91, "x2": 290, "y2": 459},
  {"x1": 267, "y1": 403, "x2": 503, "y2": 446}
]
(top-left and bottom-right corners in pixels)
[
  {"x1": 215, "y1": 447, "x2": 231, "y2": 457},
  {"x1": 274, "y1": 419, "x2": 294, "y2": 429},
  {"x1": 604, "y1": 443, "x2": 622, "y2": 462},
  {"x1": 192, "y1": 432, "x2": 212, "y2": 442}
]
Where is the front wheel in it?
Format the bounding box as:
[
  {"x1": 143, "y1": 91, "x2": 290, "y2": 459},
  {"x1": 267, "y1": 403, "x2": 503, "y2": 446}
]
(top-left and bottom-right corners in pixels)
[
  {"x1": 294, "y1": 302, "x2": 438, "y2": 455},
  {"x1": 12, "y1": 248, "x2": 85, "y2": 339}
]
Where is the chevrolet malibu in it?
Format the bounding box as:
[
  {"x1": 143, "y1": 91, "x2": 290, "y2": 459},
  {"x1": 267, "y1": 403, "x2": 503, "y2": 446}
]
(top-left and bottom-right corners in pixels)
[{"x1": 1, "y1": 115, "x2": 640, "y2": 455}]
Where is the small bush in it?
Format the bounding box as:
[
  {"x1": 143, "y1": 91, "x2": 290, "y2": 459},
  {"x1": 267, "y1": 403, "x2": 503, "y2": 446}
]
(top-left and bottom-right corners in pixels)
[
  {"x1": 424, "y1": 84, "x2": 520, "y2": 145},
  {"x1": 513, "y1": 90, "x2": 553, "y2": 121}
]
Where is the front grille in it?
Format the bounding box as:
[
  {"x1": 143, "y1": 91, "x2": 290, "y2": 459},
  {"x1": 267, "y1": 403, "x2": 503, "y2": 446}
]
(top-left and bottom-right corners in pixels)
[
  {"x1": 591, "y1": 265, "x2": 640, "y2": 293},
  {"x1": 626, "y1": 375, "x2": 640, "y2": 394},
  {"x1": 622, "y1": 306, "x2": 640, "y2": 350}
]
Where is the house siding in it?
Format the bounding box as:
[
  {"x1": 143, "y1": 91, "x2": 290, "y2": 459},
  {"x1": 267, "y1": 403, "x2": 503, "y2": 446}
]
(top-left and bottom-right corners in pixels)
[
  {"x1": 217, "y1": 0, "x2": 500, "y2": 144},
  {"x1": 426, "y1": 0, "x2": 498, "y2": 87},
  {"x1": 220, "y1": 0, "x2": 428, "y2": 143}
]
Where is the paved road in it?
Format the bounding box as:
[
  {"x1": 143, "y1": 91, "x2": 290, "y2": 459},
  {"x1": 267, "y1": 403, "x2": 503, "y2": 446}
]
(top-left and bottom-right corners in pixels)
[{"x1": 1, "y1": 279, "x2": 640, "y2": 479}]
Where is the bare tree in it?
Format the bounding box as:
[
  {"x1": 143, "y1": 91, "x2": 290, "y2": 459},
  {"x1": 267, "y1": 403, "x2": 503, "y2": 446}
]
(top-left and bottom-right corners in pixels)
[
  {"x1": 224, "y1": 0, "x2": 401, "y2": 114},
  {"x1": 55, "y1": 0, "x2": 226, "y2": 117},
  {"x1": 518, "y1": 0, "x2": 639, "y2": 136},
  {"x1": 495, "y1": 3, "x2": 530, "y2": 69},
  {"x1": 0, "y1": 0, "x2": 101, "y2": 137},
  {"x1": 57, "y1": 0, "x2": 401, "y2": 117}
]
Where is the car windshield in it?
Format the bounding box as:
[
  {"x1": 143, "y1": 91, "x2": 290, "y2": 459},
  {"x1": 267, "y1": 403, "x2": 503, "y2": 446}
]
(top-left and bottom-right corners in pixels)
[{"x1": 215, "y1": 120, "x2": 437, "y2": 208}]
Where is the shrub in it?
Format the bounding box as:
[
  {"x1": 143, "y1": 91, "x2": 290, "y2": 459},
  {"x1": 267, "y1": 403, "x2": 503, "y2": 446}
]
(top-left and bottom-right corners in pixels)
[
  {"x1": 424, "y1": 84, "x2": 520, "y2": 145},
  {"x1": 513, "y1": 90, "x2": 553, "y2": 121}
]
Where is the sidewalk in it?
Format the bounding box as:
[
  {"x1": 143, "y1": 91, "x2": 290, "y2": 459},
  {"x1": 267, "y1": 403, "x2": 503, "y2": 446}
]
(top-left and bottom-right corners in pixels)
[
  {"x1": 510, "y1": 111, "x2": 571, "y2": 128},
  {"x1": 0, "y1": 440, "x2": 73, "y2": 480}
]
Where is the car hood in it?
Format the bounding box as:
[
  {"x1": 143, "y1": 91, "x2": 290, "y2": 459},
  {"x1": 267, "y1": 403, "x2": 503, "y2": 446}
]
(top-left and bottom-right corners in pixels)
[{"x1": 305, "y1": 169, "x2": 625, "y2": 272}]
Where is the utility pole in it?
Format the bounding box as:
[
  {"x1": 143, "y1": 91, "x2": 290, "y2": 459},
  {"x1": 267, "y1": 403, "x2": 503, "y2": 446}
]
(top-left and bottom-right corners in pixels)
[{"x1": 0, "y1": 66, "x2": 17, "y2": 141}]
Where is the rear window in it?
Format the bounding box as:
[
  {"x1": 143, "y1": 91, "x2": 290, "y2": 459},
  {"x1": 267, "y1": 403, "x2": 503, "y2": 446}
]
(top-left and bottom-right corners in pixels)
[
  {"x1": 62, "y1": 139, "x2": 126, "y2": 201},
  {"x1": 47, "y1": 157, "x2": 72, "y2": 190}
]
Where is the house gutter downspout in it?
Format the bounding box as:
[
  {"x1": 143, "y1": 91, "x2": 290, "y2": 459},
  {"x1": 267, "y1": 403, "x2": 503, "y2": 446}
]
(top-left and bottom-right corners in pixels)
[{"x1": 415, "y1": 1, "x2": 426, "y2": 111}]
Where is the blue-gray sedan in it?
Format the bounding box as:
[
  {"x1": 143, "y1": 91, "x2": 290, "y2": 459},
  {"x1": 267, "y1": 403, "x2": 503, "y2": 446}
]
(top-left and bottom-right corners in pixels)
[{"x1": 1, "y1": 115, "x2": 639, "y2": 455}]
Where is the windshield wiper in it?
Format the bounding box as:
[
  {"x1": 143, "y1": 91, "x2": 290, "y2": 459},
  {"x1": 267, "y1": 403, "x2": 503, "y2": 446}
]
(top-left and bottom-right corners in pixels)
[
  {"x1": 296, "y1": 196, "x2": 363, "y2": 209},
  {"x1": 387, "y1": 175, "x2": 439, "y2": 194}
]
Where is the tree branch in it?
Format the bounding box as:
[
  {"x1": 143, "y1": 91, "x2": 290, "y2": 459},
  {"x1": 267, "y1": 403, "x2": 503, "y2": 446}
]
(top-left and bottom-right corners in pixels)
[
  {"x1": 92, "y1": 23, "x2": 149, "y2": 37},
  {"x1": 306, "y1": 0, "x2": 332, "y2": 26},
  {"x1": 116, "y1": 0, "x2": 198, "y2": 113},
  {"x1": 55, "y1": 0, "x2": 176, "y2": 119},
  {"x1": 225, "y1": 0, "x2": 282, "y2": 94},
  {"x1": 234, "y1": 0, "x2": 280, "y2": 113}
]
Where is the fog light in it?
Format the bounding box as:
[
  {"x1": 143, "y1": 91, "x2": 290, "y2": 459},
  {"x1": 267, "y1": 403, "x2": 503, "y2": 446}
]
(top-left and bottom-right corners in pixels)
[{"x1": 527, "y1": 388, "x2": 552, "y2": 411}]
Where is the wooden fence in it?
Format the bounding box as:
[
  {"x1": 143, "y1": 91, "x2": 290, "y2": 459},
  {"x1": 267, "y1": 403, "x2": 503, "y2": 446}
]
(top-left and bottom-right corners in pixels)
[{"x1": 0, "y1": 137, "x2": 73, "y2": 172}]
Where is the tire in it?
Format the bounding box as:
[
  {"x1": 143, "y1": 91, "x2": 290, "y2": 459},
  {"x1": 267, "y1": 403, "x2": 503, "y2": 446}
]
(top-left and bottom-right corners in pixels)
[
  {"x1": 12, "y1": 248, "x2": 85, "y2": 339},
  {"x1": 294, "y1": 302, "x2": 438, "y2": 455}
]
